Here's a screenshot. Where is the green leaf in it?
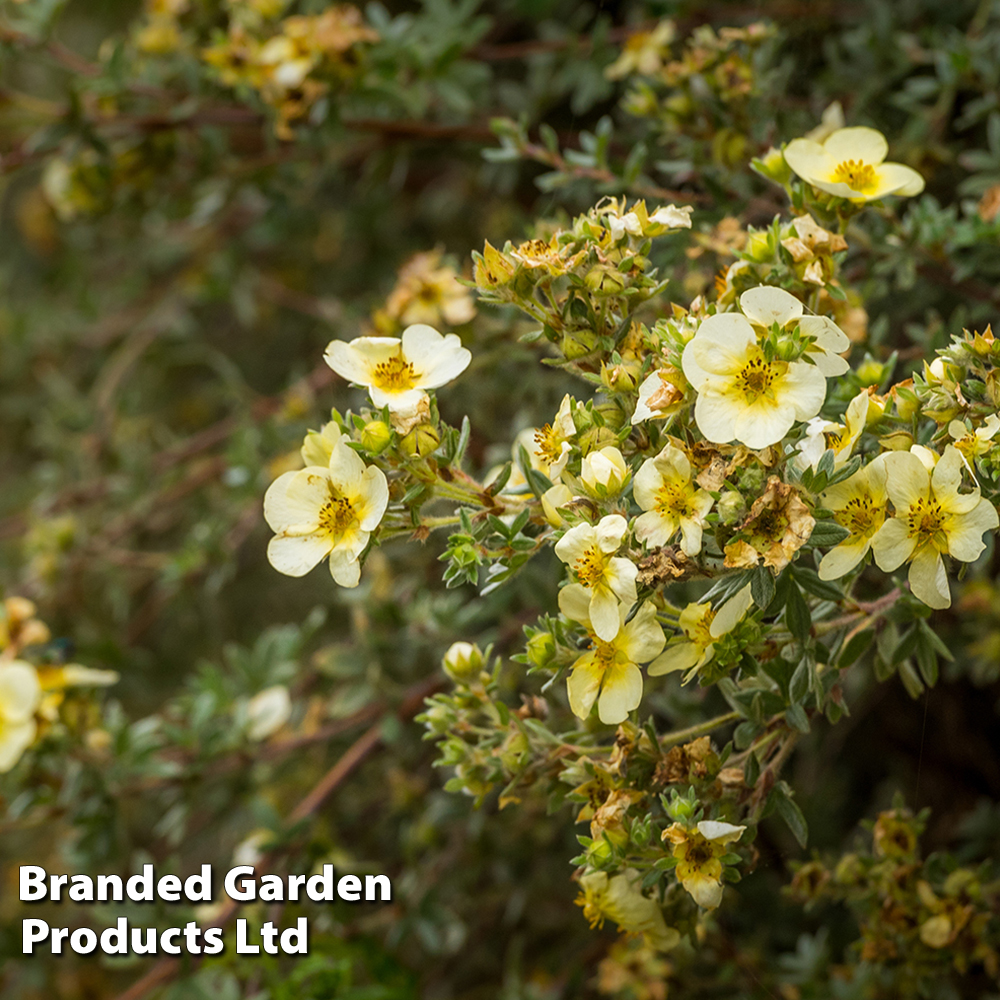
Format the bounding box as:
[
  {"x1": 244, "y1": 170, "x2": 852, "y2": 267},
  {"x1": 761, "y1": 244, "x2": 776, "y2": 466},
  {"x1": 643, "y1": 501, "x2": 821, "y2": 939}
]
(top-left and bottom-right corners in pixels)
[
  {"x1": 785, "y1": 583, "x2": 811, "y2": 645},
  {"x1": 891, "y1": 626, "x2": 920, "y2": 666},
  {"x1": 772, "y1": 781, "x2": 809, "y2": 848},
  {"x1": 744, "y1": 751, "x2": 761, "y2": 788},
  {"x1": 785, "y1": 703, "x2": 810, "y2": 733},
  {"x1": 838, "y1": 629, "x2": 873, "y2": 668},
  {"x1": 789, "y1": 658, "x2": 810, "y2": 704},
  {"x1": 915, "y1": 638, "x2": 939, "y2": 687},
  {"x1": 791, "y1": 565, "x2": 844, "y2": 602},
  {"x1": 808, "y1": 522, "x2": 851, "y2": 547},
  {"x1": 917, "y1": 619, "x2": 954, "y2": 662},
  {"x1": 750, "y1": 565, "x2": 775, "y2": 609}
]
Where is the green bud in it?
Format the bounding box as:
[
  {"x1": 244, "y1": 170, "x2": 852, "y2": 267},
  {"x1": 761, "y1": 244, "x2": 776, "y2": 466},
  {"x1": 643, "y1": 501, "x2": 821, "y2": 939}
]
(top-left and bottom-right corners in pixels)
[
  {"x1": 400, "y1": 423, "x2": 441, "y2": 457},
  {"x1": 525, "y1": 631, "x2": 555, "y2": 668},
  {"x1": 361, "y1": 419, "x2": 392, "y2": 454},
  {"x1": 442, "y1": 641, "x2": 485, "y2": 683}
]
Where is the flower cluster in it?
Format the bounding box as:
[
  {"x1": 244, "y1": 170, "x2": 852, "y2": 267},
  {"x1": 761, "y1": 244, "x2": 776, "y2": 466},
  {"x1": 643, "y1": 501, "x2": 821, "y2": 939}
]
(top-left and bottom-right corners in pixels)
[{"x1": 265, "y1": 120, "x2": 1000, "y2": 960}]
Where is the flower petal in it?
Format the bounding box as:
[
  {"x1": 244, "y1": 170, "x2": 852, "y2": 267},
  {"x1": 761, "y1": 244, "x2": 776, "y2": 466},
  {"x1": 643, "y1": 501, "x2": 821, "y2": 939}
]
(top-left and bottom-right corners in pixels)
[
  {"x1": 355, "y1": 466, "x2": 389, "y2": 532},
  {"x1": 822, "y1": 127, "x2": 888, "y2": 166},
  {"x1": 648, "y1": 642, "x2": 701, "y2": 676},
  {"x1": 871, "y1": 517, "x2": 915, "y2": 571},
  {"x1": 324, "y1": 337, "x2": 398, "y2": 384},
  {"x1": 780, "y1": 360, "x2": 828, "y2": 420},
  {"x1": 710, "y1": 584, "x2": 753, "y2": 638},
  {"x1": 401, "y1": 324, "x2": 472, "y2": 387},
  {"x1": 818, "y1": 536, "x2": 871, "y2": 580},
  {"x1": 329, "y1": 546, "x2": 363, "y2": 587},
  {"x1": 597, "y1": 662, "x2": 643, "y2": 724},
  {"x1": 697, "y1": 820, "x2": 745, "y2": 843},
  {"x1": 0, "y1": 663, "x2": 41, "y2": 722},
  {"x1": 740, "y1": 286, "x2": 803, "y2": 328},
  {"x1": 567, "y1": 654, "x2": 603, "y2": 720},
  {"x1": 872, "y1": 162, "x2": 925, "y2": 197},
  {"x1": 621, "y1": 602, "x2": 666, "y2": 663},
  {"x1": 558, "y1": 583, "x2": 594, "y2": 626},
  {"x1": 946, "y1": 498, "x2": 999, "y2": 561},
  {"x1": 882, "y1": 451, "x2": 930, "y2": 509},
  {"x1": 908, "y1": 545, "x2": 950, "y2": 609},
  {"x1": 263, "y1": 470, "x2": 326, "y2": 532},
  {"x1": 590, "y1": 589, "x2": 623, "y2": 642},
  {"x1": 267, "y1": 532, "x2": 332, "y2": 577}
]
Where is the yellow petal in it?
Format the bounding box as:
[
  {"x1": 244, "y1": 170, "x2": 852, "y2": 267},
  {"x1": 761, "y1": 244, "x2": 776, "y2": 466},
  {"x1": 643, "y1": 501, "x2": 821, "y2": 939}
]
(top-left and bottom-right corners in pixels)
[{"x1": 908, "y1": 545, "x2": 950, "y2": 609}]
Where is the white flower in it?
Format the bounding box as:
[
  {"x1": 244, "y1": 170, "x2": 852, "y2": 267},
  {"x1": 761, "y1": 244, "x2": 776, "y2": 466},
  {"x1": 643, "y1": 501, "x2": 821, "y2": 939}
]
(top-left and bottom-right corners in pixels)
[
  {"x1": 0, "y1": 661, "x2": 42, "y2": 772},
  {"x1": 740, "y1": 286, "x2": 850, "y2": 376},
  {"x1": 794, "y1": 389, "x2": 872, "y2": 473},
  {"x1": 817, "y1": 457, "x2": 888, "y2": 581},
  {"x1": 514, "y1": 394, "x2": 575, "y2": 482},
  {"x1": 648, "y1": 204, "x2": 693, "y2": 230},
  {"x1": 246, "y1": 686, "x2": 292, "y2": 741},
  {"x1": 324, "y1": 323, "x2": 471, "y2": 418},
  {"x1": 681, "y1": 312, "x2": 827, "y2": 449},
  {"x1": 555, "y1": 515, "x2": 638, "y2": 641},
  {"x1": 871, "y1": 446, "x2": 999, "y2": 609},
  {"x1": 559, "y1": 587, "x2": 665, "y2": 725},
  {"x1": 783, "y1": 126, "x2": 925, "y2": 202},
  {"x1": 265, "y1": 441, "x2": 389, "y2": 587},
  {"x1": 648, "y1": 585, "x2": 752, "y2": 681},
  {"x1": 633, "y1": 445, "x2": 714, "y2": 556},
  {"x1": 300, "y1": 421, "x2": 343, "y2": 468}
]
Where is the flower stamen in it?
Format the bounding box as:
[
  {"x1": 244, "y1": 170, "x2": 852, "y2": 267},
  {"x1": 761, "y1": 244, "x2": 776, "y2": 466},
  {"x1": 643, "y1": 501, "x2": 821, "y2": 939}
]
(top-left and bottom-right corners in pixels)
[{"x1": 831, "y1": 158, "x2": 878, "y2": 194}]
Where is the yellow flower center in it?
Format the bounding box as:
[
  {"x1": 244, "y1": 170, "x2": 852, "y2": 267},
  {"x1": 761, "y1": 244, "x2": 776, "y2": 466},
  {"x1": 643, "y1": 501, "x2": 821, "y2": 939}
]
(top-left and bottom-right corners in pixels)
[
  {"x1": 576, "y1": 888, "x2": 607, "y2": 929},
  {"x1": 593, "y1": 639, "x2": 625, "y2": 670},
  {"x1": 575, "y1": 546, "x2": 609, "y2": 588},
  {"x1": 687, "y1": 608, "x2": 716, "y2": 647},
  {"x1": 319, "y1": 495, "x2": 359, "y2": 539},
  {"x1": 655, "y1": 481, "x2": 693, "y2": 516},
  {"x1": 736, "y1": 356, "x2": 777, "y2": 403},
  {"x1": 837, "y1": 494, "x2": 879, "y2": 535},
  {"x1": 906, "y1": 497, "x2": 947, "y2": 547},
  {"x1": 372, "y1": 354, "x2": 416, "y2": 391},
  {"x1": 534, "y1": 424, "x2": 564, "y2": 463},
  {"x1": 750, "y1": 508, "x2": 788, "y2": 543},
  {"x1": 831, "y1": 159, "x2": 878, "y2": 194}
]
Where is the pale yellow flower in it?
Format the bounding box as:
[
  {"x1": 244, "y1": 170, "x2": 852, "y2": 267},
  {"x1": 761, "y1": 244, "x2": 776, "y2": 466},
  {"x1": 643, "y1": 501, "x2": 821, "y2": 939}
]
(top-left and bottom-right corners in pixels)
[
  {"x1": 559, "y1": 587, "x2": 665, "y2": 725},
  {"x1": 604, "y1": 20, "x2": 676, "y2": 80},
  {"x1": 633, "y1": 445, "x2": 714, "y2": 556},
  {"x1": 871, "y1": 446, "x2": 999, "y2": 609},
  {"x1": 324, "y1": 324, "x2": 471, "y2": 418},
  {"x1": 740, "y1": 286, "x2": 850, "y2": 376},
  {"x1": 576, "y1": 868, "x2": 680, "y2": 952},
  {"x1": 784, "y1": 126, "x2": 925, "y2": 202},
  {"x1": 648, "y1": 585, "x2": 752, "y2": 680},
  {"x1": 631, "y1": 366, "x2": 687, "y2": 425},
  {"x1": 265, "y1": 441, "x2": 389, "y2": 587},
  {"x1": 0, "y1": 661, "x2": 42, "y2": 772},
  {"x1": 300, "y1": 420, "x2": 342, "y2": 467},
  {"x1": 795, "y1": 389, "x2": 873, "y2": 472},
  {"x1": 681, "y1": 313, "x2": 827, "y2": 449},
  {"x1": 817, "y1": 456, "x2": 888, "y2": 580},
  {"x1": 246, "y1": 686, "x2": 292, "y2": 741},
  {"x1": 663, "y1": 820, "x2": 745, "y2": 910},
  {"x1": 515, "y1": 394, "x2": 575, "y2": 482},
  {"x1": 948, "y1": 414, "x2": 1000, "y2": 478},
  {"x1": 555, "y1": 515, "x2": 638, "y2": 641},
  {"x1": 580, "y1": 446, "x2": 630, "y2": 497},
  {"x1": 541, "y1": 483, "x2": 574, "y2": 527}
]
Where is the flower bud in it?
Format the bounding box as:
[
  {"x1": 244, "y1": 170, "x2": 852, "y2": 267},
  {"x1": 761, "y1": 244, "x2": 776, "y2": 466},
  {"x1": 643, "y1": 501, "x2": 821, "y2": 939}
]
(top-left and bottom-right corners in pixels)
[
  {"x1": 561, "y1": 330, "x2": 597, "y2": 359},
  {"x1": 717, "y1": 490, "x2": 746, "y2": 525},
  {"x1": 600, "y1": 361, "x2": 638, "y2": 393},
  {"x1": 856, "y1": 355, "x2": 888, "y2": 386},
  {"x1": 878, "y1": 430, "x2": 914, "y2": 452},
  {"x1": 745, "y1": 230, "x2": 772, "y2": 263},
  {"x1": 584, "y1": 266, "x2": 626, "y2": 294},
  {"x1": 525, "y1": 631, "x2": 555, "y2": 668},
  {"x1": 753, "y1": 146, "x2": 792, "y2": 185},
  {"x1": 579, "y1": 446, "x2": 630, "y2": 498},
  {"x1": 442, "y1": 641, "x2": 484, "y2": 683},
  {"x1": 361, "y1": 419, "x2": 392, "y2": 454},
  {"x1": 541, "y1": 483, "x2": 573, "y2": 527},
  {"x1": 400, "y1": 423, "x2": 441, "y2": 457}
]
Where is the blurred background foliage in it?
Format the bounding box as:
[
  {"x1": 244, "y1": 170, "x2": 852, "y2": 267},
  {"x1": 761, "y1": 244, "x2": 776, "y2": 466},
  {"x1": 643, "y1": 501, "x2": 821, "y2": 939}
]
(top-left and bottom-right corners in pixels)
[{"x1": 1, "y1": 0, "x2": 999, "y2": 997}]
